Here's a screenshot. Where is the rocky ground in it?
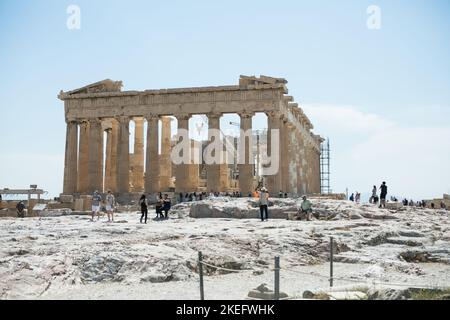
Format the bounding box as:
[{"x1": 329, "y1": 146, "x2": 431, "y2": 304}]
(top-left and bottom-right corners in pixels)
[{"x1": 0, "y1": 198, "x2": 449, "y2": 300}]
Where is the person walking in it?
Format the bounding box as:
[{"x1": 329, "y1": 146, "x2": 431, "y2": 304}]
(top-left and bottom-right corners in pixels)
[
  {"x1": 370, "y1": 186, "x2": 377, "y2": 203},
  {"x1": 162, "y1": 194, "x2": 171, "y2": 219},
  {"x1": 379, "y1": 181, "x2": 388, "y2": 208},
  {"x1": 349, "y1": 193, "x2": 355, "y2": 202},
  {"x1": 300, "y1": 195, "x2": 313, "y2": 221},
  {"x1": 155, "y1": 195, "x2": 163, "y2": 219},
  {"x1": 139, "y1": 194, "x2": 148, "y2": 224},
  {"x1": 105, "y1": 190, "x2": 115, "y2": 222},
  {"x1": 16, "y1": 201, "x2": 26, "y2": 218},
  {"x1": 91, "y1": 190, "x2": 102, "y2": 222},
  {"x1": 258, "y1": 187, "x2": 269, "y2": 221}
]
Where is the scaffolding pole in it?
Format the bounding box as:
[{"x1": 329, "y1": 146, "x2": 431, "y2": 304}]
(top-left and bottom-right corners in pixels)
[{"x1": 320, "y1": 138, "x2": 331, "y2": 194}]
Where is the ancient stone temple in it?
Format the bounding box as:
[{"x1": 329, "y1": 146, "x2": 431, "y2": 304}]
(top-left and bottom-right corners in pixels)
[{"x1": 59, "y1": 75, "x2": 322, "y2": 199}]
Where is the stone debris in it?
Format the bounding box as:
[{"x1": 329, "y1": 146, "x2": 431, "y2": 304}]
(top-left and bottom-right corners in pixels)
[{"x1": 247, "y1": 283, "x2": 289, "y2": 300}]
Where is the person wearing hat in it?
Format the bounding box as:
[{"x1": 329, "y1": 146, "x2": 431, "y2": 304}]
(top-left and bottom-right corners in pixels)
[
  {"x1": 91, "y1": 190, "x2": 102, "y2": 222},
  {"x1": 299, "y1": 195, "x2": 313, "y2": 221},
  {"x1": 258, "y1": 187, "x2": 269, "y2": 221}
]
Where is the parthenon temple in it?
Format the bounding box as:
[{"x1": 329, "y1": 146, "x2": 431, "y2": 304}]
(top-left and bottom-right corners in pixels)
[{"x1": 59, "y1": 75, "x2": 323, "y2": 200}]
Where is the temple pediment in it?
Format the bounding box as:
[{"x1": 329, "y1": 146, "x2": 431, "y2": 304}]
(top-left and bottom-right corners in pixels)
[{"x1": 60, "y1": 79, "x2": 123, "y2": 97}]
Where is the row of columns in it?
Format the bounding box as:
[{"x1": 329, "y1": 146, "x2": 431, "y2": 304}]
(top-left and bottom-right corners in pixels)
[{"x1": 63, "y1": 111, "x2": 321, "y2": 196}]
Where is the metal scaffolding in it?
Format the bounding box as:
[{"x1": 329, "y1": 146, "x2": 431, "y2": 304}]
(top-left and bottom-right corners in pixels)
[{"x1": 320, "y1": 138, "x2": 331, "y2": 194}]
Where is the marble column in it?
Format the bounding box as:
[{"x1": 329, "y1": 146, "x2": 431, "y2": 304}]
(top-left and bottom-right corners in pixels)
[
  {"x1": 238, "y1": 112, "x2": 254, "y2": 196},
  {"x1": 132, "y1": 117, "x2": 145, "y2": 192},
  {"x1": 159, "y1": 116, "x2": 173, "y2": 191},
  {"x1": 145, "y1": 114, "x2": 160, "y2": 193},
  {"x1": 104, "y1": 128, "x2": 113, "y2": 192},
  {"x1": 296, "y1": 131, "x2": 305, "y2": 196},
  {"x1": 77, "y1": 120, "x2": 89, "y2": 193},
  {"x1": 280, "y1": 116, "x2": 290, "y2": 194},
  {"x1": 116, "y1": 116, "x2": 130, "y2": 194},
  {"x1": 175, "y1": 114, "x2": 191, "y2": 193},
  {"x1": 97, "y1": 127, "x2": 104, "y2": 192},
  {"x1": 286, "y1": 123, "x2": 297, "y2": 195},
  {"x1": 63, "y1": 120, "x2": 78, "y2": 194},
  {"x1": 110, "y1": 119, "x2": 118, "y2": 192},
  {"x1": 266, "y1": 111, "x2": 282, "y2": 195},
  {"x1": 206, "y1": 112, "x2": 229, "y2": 192},
  {"x1": 87, "y1": 118, "x2": 102, "y2": 193}
]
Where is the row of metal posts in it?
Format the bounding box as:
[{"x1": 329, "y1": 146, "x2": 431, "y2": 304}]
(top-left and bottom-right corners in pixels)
[{"x1": 197, "y1": 237, "x2": 335, "y2": 300}]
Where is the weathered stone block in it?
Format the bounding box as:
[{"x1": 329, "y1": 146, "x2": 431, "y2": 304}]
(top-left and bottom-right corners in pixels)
[{"x1": 60, "y1": 195, "x2": 74, "y2": 203}]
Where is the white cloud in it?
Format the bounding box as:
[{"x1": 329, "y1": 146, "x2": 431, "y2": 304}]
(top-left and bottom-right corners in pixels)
[
  {"x1": 302, "y1": 104, "x2": 450, "y2": 200},
  {"x1": 303, "y1": 104, "x2": 395, "y2": 135}
]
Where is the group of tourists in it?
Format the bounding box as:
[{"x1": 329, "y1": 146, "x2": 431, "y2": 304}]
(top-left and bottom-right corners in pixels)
[
  {"x1": 139, "y1": 193, "x2": 171, "y2": 224},
  {"x1": 349, "y1": 182, "x2": 389, "y2": 208},
  {"x1": 255, "y1": 187, "x2": 313, "y2": 222},
  {"x1": 91, "y1": 190, "x2": 116, "y2": 222},
  {"x1": 90, "y1": 190, "x2": 172, "y2": 224}
]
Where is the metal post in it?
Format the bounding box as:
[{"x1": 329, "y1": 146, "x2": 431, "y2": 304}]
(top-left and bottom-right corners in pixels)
[
  {"x1": 274, "y1": 256, "x2": 280, "y2": 300},
  {"x1": 198, "y1": 251, "x2": 204, "y2": 300},
  {"x1": 330, "y1": 237, "x2": 334, "y2": 287}
]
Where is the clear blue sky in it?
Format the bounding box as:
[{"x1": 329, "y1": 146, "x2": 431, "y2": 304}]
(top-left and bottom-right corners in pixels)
[{"x1": 1, "y1": 0, "x2": 449, "y2": 199}]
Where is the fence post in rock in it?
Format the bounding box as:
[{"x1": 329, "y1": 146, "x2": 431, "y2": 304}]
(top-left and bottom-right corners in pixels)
[
  {"x1": 274, "y1": 256, "x2": 280, "y2": 300},
  {"x1": 330, "y1": 237, "x2": 334, "y2": 287},
  {"x1": 198, "y1": 251, "x2": 204, "y2": 300}
]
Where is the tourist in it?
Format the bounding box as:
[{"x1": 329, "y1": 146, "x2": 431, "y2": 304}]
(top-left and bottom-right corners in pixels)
[
  {"x1": 155, "y1": 196, "x2": 163, "y2": 219},
  {"x1": 355, "y1": 192, "x2": 361, "y2": 203},
  {"x1": 179, "y1": 192, "x2": 184, "y2": 203},
  {"x1": 16, "y1": 201, "x2": 25, "y2": 218},
  {"x1": 299, "y1": 195, "x2": 313, "y2": 221},
  {"x1": 105, "y1": 190, "x2": 115, "y2": 222},
  {"x1": 409, "y1": 199, "x2": 414, "y2": 207},
  {"x1": 284, "y1": 192, "x2": 288, "y2": 198},
  {"x1": 258, "y1": 187, "x2": 269, "y2": 221},
  {"x1": 278, "y1": 190, "x2": 283, "y2": 198},
  {"x1": 139, "y1": 194, "x2": 148, "y2": 224},
  {"x1": 163, "y1": 194, "x2": 171, "y2": 219},
  {"x1": 349, "y1": 193, "x2": 354, "y2": 202},
  {"x1": 373, "y1": 195, "x2": 379, "y2": 205},
  {"x1": 91, "y1": 190, "x2": 102, "y2": 221},
  {"x1": 379, "y1": 182, "x2": 388, "y2": 208},
  {"x1": 370, "y1": 186, "x2": 377, "y2": 203}
]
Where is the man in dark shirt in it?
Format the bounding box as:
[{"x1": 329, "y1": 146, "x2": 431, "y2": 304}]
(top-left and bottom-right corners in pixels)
[{"x1": 379, "y1": 182, "x2": 388, "y2": 208}]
